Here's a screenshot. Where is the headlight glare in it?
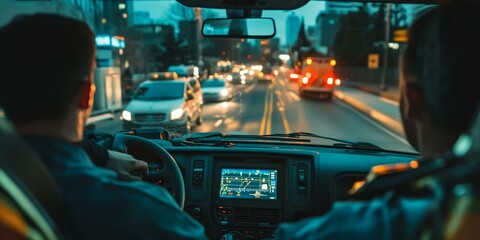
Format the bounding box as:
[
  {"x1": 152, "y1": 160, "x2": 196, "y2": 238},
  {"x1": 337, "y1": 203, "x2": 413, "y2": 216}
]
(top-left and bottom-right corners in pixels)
[
  {"x1": 122, "y1": 110, "x2": 132, "y2": 121},
  {"x1": 170, "y1": 108, "x2": 185, "y2": 120}
]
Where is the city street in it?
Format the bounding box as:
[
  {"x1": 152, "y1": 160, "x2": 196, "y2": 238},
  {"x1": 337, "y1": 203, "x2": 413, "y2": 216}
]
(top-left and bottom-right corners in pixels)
[{"x1": 93, "y1": 73, "x2": 415, "y2": 153}]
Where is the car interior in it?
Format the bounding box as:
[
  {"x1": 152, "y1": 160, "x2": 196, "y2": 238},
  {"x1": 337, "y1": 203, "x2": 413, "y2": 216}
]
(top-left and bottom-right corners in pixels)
[{"x1": 1, "y1": 0, "x2": 479, "y2": 239}]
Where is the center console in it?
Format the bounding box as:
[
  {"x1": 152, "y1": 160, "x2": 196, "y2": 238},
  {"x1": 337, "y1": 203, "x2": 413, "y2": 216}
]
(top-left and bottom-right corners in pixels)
[{"x1": 211, "y1": 157, "x2": 288, "y2": 240}]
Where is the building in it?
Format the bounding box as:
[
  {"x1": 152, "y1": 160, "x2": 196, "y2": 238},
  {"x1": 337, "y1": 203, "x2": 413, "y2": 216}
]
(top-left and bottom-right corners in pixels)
[
  {"x1": 286, "y1": 12, "x2": 300, "y2": 47},
  {"x1": 98, "y1": 1, "x2": 132, "y2": 36},
  {"x1": 313, "y1": 12, "x2": 342, "y2": 55},
  {"x1": 0, "y1": 0, "x2": 126, "y2": 114},
  {"x1": 134, "y1": 11, "x2": 152, "y2": 25},
  {"x1": 178, "y1": 20, "x2": 199, "y2": 65},
  {"x1": 128, "y1": 24, "x2": 175, "y2": 71},
  {"x1": 0, "y1": 0, "x2": 104, "y2": 30},
  {"x1": 306, "y1": 26, "x2": 316, "y2": 45},
  {"x1": 324, "y1": 2, "x2": 364, "y2": 14}
]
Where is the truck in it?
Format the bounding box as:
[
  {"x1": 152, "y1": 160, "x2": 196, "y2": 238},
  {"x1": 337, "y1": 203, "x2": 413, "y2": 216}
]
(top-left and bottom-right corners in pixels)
[{"x1": 297, "y1": 57, "x2": 341, "y2": 100}]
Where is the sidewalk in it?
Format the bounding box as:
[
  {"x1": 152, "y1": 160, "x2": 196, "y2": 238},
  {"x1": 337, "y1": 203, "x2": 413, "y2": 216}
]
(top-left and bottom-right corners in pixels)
[
  {"x1": 334, "y1": 84, "x2": 405, "y2": 137},
  {"x1": 343, "y1": 81, "x2": 400, "y2": 102}
]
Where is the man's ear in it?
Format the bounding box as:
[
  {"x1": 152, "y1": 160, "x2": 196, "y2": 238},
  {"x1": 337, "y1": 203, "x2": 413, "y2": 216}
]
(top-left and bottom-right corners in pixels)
[
  {"x1": 79, "y1": 82, "x2": 93, "y2": 110},
  {"x1": 404, "y1": 82, "x2": 423, "y2": 120}
]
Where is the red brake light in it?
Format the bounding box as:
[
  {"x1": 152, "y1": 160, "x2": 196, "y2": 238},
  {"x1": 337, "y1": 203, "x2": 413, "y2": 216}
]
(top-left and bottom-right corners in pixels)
[
  {"x1": 327, "y1": 77, "x2": 334, "y2": 85},
  {"x1": 302, "y1": 77, "x2": 309, "y2": 84},
  {"x1": 290, "y1": 73, "x2": 299, "y2": 79}
]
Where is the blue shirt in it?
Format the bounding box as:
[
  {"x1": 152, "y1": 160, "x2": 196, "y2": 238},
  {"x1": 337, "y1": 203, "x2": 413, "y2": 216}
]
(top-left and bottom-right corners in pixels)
[
  {"x1": 24, "y1": 135, "x2": 207, "y2": 240},
  {"x1": 275, "y1": 194, "x2": 433, "y2": 240}
]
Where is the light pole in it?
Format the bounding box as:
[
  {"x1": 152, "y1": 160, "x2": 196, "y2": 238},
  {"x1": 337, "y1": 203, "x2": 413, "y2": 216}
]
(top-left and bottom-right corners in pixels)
[
  {"x1": 380, "y1": 3, "x2": 391, "y2": 90},
  {"x1": 195, "y1": 8, "x2": 203, "y2": 66}
]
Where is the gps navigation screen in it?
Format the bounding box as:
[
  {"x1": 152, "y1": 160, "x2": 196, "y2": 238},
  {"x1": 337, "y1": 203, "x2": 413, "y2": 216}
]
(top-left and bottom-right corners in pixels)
[{"x1": 220, "y1": 168, "x2": 277, "y2": 200}]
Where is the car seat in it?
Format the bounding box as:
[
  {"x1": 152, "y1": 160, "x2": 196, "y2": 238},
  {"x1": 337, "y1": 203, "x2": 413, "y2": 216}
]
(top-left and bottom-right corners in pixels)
[{"x1": 0, "y1": 117, "x2": 64, "y2": 239}]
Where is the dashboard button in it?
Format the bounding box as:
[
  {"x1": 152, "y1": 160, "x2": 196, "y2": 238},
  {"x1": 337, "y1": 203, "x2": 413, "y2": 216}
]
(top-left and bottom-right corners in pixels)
[
  {"x1": 297, "y1": 163, "x2": 307, "y2": 194},
  {"x1": 192, "y1": 160, "x2": 204, "y2": 186}
]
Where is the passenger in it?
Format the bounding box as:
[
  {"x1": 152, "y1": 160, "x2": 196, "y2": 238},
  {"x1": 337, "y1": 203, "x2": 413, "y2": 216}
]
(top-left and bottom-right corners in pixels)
[
  {"x1": 0, "y1": 14, "x2": 207, "y2": 239},
  {"x1": 275, "y1": 1, "x2": 480, "y2": 239}
]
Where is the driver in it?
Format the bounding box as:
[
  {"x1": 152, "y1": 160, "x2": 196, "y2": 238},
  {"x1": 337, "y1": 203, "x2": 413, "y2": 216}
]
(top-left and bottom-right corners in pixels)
[
  {"x1": 275, "y1": 1, "x2": 480, "y2": 239},
  {"x1": 0, "y1": 14, "x2": 207, "y2": 239}
]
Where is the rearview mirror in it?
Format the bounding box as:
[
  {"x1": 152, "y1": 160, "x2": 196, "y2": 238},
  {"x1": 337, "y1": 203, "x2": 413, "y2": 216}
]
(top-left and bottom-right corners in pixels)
[{"x1": 202, "y1": 18, "x2": 276, "y2": 39}]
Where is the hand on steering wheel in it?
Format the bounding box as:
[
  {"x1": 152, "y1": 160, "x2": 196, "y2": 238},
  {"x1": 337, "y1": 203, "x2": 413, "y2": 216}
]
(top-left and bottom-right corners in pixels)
[{"x1": 112, "y1": 135, "x2": 185, "y2": 209}]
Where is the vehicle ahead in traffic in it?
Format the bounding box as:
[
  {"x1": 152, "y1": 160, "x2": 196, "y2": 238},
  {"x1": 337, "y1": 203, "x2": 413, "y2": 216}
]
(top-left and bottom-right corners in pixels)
[
  {"x1": 201, "y1": 78, "x2": 235, "y2": 102},
  {"x1": 298, "y1": 57, "x2": 340, "y2": 100},
  {"x1": 257, "y1": 67, "x2": 275, "y2": 84},
  {"x1": 122, "y1": 76, "x2": 203, "y2": 134},
  {"x1": 229, "y1": 72, "x2": 246, "y2": 85}
]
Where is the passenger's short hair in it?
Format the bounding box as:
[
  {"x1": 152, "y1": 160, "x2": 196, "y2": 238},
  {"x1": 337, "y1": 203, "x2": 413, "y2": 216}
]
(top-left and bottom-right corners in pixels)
[
  {"x1": 403, "y1": 1, "x2": 480, "y2": 132},
  {"x1": 0, "y1": 14, "x2": 95, "y2": 125}
]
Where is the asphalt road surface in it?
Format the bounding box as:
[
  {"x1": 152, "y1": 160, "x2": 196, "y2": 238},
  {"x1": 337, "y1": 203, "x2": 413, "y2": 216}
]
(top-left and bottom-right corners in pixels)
[{"x1": 93, "y1": 73, "x2": 415, "y2": 153}]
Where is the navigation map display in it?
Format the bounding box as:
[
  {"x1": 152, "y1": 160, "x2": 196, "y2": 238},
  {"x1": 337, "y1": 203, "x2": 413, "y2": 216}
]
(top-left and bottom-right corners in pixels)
[{"x1": 220, "y1": 168, "x2": 277, "y2": 200}]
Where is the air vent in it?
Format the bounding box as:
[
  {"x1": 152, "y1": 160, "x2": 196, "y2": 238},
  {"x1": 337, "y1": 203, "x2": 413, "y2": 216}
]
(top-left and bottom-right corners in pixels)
[{"x1": 233, "y1": 208, "x2": 280, "y2": 226}]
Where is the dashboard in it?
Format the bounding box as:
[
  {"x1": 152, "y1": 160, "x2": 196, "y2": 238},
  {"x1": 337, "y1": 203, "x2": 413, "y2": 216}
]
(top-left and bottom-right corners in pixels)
[{"x1": 130, "y1": 141, "x2": 417, "y2": 240}]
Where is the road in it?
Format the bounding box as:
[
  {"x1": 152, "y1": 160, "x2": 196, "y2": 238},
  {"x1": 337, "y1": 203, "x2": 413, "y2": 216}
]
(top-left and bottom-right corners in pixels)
[{"x1": 93, "y1": 72, "x2": 415, "y2": 153}]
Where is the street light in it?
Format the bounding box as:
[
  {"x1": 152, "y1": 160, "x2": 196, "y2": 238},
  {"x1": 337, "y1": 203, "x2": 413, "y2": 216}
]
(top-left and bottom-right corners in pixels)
[{"x1": 380, "y1": 3, "x2": 392, "y2": 91}]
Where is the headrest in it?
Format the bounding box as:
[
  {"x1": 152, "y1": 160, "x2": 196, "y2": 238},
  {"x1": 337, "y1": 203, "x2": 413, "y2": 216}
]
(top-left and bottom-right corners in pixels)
[{"x1": 0, "y1": 117, "x2": 63, "y2": 224}]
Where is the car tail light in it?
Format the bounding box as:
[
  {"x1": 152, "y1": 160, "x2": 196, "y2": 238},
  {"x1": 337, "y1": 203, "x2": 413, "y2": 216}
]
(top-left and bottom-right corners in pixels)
[
  {"x1": 302, "y1": 77, "x2": 309, "y2": 84},
  {"x1": 335, "y1": 79, "x2": 341, "y2": 86},
  {"x1": 327, "y1": 77, "x2": 334, "y2": 85},
  {"x1": 290, "y1": 73, "x2": 299, "y2": 79}
]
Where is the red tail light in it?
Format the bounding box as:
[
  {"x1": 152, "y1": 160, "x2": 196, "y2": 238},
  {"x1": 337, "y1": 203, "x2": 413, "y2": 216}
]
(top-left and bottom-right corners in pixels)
[
  {"x1": 290, "y1": 73, "x2": 299, "y2": 79},
  {"x1": 302, "y1": 77, "x2": 309, "y2": 84},
  {"x1": 327, "y1": 77, "x2": 334, "y2": 85}
]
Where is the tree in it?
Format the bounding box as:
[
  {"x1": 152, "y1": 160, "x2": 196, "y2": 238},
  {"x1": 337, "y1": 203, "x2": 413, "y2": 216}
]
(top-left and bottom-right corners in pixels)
[
  {"x1": 332, "y1": 4, "x2": 375, "y2": 67},
  {"x1": 167, "y1": 3, "x2": 195, "y2": 21}
]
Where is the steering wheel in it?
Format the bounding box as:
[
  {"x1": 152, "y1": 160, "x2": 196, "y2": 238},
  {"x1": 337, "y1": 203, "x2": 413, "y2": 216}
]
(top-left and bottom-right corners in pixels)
[{"x1": 112, "y1": 135, "x2": 185, "y2": 209}]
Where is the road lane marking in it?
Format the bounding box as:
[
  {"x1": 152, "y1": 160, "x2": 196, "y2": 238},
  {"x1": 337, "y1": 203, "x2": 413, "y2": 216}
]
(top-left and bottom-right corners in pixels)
[
  {"x1": 259, "y1": 88, "x2": 270, "y2": 135},
  {"x1": 243, "y1": 84, "x2": 256, "y2": 94},
  {"x1": 214, "y1": 119, "x2": 223, "y2": 127},
  {"x1": 275, "y1": 91, "x2": 291, "y2": 133},
  {"x1": 380, "y1": 97, "x2": 399, "y2": 106},
  {"x1": 288, "y1": 91, "x2": 300, "y2": 101},
  {"x1": 266, "y1": 88, "x2": 274, "y2": 134}
]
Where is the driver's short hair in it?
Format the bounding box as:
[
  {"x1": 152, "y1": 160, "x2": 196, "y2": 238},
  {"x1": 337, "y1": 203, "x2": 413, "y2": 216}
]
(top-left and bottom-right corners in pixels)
[
  {"x1": 402, "y1": 1, "x2": 480, "y2": 132},
  {"x1": 0, "y1": 14, "x2": 95, "y2": 125}
]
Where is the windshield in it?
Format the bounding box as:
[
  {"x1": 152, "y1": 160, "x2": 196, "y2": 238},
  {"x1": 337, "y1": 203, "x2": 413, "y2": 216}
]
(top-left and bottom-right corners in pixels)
[
  {"x1": 0, "y1": 0, "x2": 433, "y2": 153},
  {"x1": 202, "y1": 80, "x2": 226, "y2": 87},
  {"x1": 133, "y1": 82, "x2": 184, "y2": 100}
]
